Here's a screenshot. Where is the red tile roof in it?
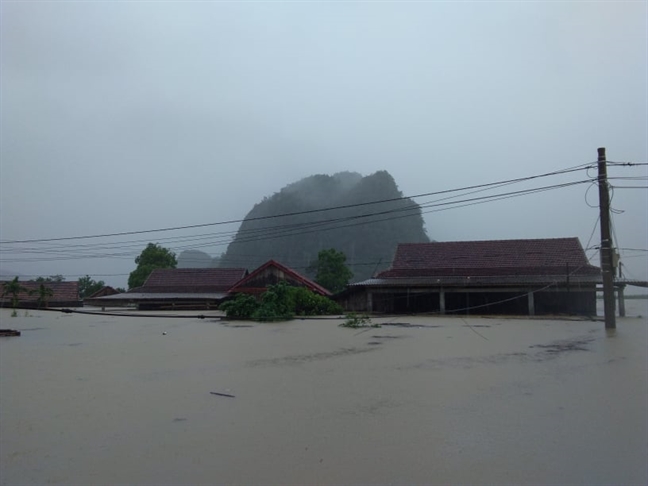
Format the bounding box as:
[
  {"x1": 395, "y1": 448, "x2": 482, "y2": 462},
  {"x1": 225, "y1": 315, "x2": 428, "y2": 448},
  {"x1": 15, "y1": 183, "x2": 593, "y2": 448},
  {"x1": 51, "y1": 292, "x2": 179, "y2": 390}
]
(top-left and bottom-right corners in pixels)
[
  {"x1": 0, "y1": 280, "x2": 80, "y2": 304},
  {"x1": 135, "y1": 268, "x2": 248, "y2": 294},
  {"x1": 86, "y1": 286, "x2": 119, "y2": 299},
  {"x1": 229, "y1": 260, "x2": 332, "y2": 296},
  {"x1": 378, "y1": 238, "x2": 600, "y2": 278}
]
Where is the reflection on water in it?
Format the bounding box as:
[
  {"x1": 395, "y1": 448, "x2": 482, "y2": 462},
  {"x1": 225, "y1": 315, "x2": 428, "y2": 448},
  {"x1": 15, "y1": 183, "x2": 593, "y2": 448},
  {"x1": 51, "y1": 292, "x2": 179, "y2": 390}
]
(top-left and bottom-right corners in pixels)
[{"x1": 1, "y1": 301, "x2": 646, "y2": 485}]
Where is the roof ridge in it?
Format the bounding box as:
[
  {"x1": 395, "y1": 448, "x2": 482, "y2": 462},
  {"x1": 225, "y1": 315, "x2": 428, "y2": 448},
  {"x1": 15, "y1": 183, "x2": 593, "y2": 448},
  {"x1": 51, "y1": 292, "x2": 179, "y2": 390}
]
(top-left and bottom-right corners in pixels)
[{"x1": 397, "y1": 237, "x2": 579, "y2": 246}]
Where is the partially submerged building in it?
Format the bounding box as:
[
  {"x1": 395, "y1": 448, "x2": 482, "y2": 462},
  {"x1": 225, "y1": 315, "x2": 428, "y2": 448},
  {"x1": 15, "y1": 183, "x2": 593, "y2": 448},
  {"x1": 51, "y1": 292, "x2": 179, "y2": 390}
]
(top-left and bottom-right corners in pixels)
[
  {"x1": 90, "y1": 268, "x2": 248, "y2": 310},
  {"x1": 335, "y1": 238, "x2": 601, "y2": 316},
  {"x1": 0, "y1": 280, "x2": 82, "y2": 308},
  {"x1": 83, "y1": 286, "x2": 120, "y2": 306},
  {"x1": 228, "y1": 260, "x2": 331, "y2": 297}
]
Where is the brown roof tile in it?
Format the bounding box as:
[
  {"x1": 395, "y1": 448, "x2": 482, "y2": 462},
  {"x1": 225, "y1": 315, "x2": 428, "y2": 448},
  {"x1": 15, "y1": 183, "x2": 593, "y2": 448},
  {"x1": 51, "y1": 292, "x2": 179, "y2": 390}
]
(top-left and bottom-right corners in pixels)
[
  {"x1": 0, "y1": 280, "x2": 80, "y2": 304},
  {"x1": 86, "y1": 286, "x2": 119, "y2": 299},
  {"x1": 378, "y1": 238, "x2": 600, "y2": 278},
  {"x1": 137, "y1": 268, "x2": 248, "y2": 293}
]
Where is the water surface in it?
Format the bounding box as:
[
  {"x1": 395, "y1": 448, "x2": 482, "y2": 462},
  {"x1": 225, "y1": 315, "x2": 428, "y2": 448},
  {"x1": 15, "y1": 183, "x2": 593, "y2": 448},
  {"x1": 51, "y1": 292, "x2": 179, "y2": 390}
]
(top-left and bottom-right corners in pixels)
[{"x1": 1, "y1": 302, "x2": 646, "y2": 485}]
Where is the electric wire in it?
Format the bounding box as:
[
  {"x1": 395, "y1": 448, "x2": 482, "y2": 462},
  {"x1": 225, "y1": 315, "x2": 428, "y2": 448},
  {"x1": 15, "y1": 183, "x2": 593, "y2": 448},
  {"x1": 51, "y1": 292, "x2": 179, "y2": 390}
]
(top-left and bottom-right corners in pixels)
[
  {"x1": 0, "y1": 164, "x2": 595, "y2": 245},
  {"x1": 0, "y1": 178, "x2": 595, "y2": 264}
]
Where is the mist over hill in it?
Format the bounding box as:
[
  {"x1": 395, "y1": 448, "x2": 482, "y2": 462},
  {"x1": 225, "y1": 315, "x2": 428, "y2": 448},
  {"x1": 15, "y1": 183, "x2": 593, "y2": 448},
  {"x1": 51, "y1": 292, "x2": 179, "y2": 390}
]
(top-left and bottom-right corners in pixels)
[
  {"x1": 177, "y1": 250, "x2": 220, "y2": 269},
  {"x1": 219, "y1": 171, "x2": 429, "y2": 282}
]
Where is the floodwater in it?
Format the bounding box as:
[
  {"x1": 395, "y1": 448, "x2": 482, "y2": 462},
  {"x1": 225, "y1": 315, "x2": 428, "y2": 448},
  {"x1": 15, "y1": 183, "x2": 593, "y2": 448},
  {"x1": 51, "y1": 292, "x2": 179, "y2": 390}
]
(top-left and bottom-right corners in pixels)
[{"x1": 1, "y1": 302, "x2": 646, "y2": 485}]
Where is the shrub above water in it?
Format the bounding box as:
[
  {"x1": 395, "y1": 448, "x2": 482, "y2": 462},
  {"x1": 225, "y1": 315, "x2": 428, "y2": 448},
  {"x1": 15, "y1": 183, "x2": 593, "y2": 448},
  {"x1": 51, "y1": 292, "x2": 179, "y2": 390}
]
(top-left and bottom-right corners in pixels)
[{"x1": 219, "y1": 282, "x2": 343, "y2": 321}]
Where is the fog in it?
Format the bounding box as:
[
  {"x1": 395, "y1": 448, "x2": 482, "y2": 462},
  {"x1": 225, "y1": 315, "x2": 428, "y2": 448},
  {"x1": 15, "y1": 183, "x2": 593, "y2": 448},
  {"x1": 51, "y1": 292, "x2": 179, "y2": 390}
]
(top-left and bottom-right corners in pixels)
[{"x1": 1, "y1": 2, "x2": 646, "y2": 288}]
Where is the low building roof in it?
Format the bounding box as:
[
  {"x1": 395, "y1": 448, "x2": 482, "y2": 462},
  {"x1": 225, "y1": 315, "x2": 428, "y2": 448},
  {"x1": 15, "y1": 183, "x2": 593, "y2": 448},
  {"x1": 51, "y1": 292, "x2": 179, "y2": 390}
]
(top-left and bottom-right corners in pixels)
[
  {"x1": 86, "y1": 286, "x2": 119, "y2": 299},
  {"x1": 138, "y1": 268, "x2": 248, "y2": 293},
  {"x1": 0, "y1": 280, "x2": 80, "y2": 304},
  {"x1": 89, "y1": 292, "x2": 228, "y2": 302},
  {"x1": 378, "y1": 237, "x2": 600, "y2": 278},
  {"x1": 350, "y1": 274, "x2": 602, "y2": 289}
]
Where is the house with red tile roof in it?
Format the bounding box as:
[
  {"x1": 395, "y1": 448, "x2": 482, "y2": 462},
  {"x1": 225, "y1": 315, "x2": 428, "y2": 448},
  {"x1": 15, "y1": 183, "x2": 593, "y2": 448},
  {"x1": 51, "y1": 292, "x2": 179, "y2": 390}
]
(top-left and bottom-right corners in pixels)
[
  {"x1": 335, "y1": 237, "x2": 601, "y2": 316},
  {"x1": 0, "y1": 280, "x2": 81, "y2": 308},
  {"x1": 228, "y1": 260, "x2": 331, "y2": 297},
  {"x1": 82, "y1": 286, "x2": 120, "y2": 306},
  {"x1": 86, "y1": 286, "x2": 120, "y2": 299}
]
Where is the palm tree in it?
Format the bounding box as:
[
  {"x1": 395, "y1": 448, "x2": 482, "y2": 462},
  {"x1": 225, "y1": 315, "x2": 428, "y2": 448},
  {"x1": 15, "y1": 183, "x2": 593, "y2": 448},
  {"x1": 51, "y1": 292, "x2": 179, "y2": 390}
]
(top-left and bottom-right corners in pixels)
[
  {"x1": 1, "y1": 277, "x2": 29, "y2": 310},
  {"x1": 30, "y1": 284, "x2": 54, "y2": 309}
]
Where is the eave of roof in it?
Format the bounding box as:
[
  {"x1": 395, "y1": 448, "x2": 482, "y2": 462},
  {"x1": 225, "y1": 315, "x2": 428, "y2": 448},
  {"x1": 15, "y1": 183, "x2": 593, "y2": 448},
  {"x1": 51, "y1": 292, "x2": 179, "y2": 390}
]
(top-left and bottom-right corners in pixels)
[
  {"x1": 89, "y1": 292, "x2": 228, "y2": 301},
  {"x1": 350, "y1": 274, "x2": 602, "y2": 287}
]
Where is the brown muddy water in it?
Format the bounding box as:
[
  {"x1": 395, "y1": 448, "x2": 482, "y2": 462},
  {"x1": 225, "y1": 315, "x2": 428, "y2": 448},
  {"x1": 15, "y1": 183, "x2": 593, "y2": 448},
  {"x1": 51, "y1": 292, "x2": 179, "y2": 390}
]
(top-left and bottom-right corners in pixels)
[{"x1": 1, "y1": 302, "x2": 647, "y2": 485}]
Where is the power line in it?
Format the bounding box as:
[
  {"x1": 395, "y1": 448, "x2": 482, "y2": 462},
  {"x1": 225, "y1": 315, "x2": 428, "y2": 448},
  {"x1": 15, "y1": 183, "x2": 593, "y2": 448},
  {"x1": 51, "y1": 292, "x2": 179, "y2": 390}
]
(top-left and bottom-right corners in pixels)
[
  {"x1": 607, "y1": 162, "x2": 648, "y2": 166},
  {"x1": 584, "y1": 215, "x2": 600, "y2": 254},
  {"x1": 0, "y1": 164, "x2": 594, "y2": 245},
  {"x1": 2, "y1": 159, "x2": 627, "y2": 267},
  {"x1": 0, "y1": 178, "x2": 595, "y2": 264}
]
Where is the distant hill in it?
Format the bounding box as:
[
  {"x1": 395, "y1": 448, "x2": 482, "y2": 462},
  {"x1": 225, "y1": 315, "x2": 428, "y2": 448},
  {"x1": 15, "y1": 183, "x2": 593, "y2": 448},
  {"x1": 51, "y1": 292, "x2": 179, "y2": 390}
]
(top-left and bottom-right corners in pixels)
[
  {"x1": 219, "y1": 171, "x2": 429, "y2": 282},
  {"x1": 177, "y1": 250, "x2": 220, "y2": 269}
]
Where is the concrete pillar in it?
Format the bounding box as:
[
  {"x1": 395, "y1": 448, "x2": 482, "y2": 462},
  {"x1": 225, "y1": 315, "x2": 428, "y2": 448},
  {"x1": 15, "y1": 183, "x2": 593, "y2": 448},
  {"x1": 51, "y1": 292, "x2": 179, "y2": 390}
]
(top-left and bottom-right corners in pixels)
[
  {"x1": 618, "y1": 286, "x2": 626, "y2": 317},
  {"x1": 367, "y1": 291, "x2": 373, "y2": 313},
  {"x1": 439, "y1": 290, "x2": 446, "y2": 315},
  {"x1": 528, "y1": 291, "x2": 535, "y2": 316}
]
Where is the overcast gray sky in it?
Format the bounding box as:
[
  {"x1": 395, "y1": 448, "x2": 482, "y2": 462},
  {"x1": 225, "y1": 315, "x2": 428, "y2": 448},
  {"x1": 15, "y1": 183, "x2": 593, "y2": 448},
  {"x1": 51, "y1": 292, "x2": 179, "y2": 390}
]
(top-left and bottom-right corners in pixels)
[{"x1": 1, "y1": 1, "x2": 646, "y2": 288}]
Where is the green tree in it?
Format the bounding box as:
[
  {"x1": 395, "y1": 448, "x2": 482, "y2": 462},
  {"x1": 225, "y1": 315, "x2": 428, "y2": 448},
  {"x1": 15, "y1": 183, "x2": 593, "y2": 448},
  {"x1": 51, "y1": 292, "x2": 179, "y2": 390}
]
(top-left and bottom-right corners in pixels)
[
  {"x1": 78, "y1": 275, "x2": 106, "y2": 299},
  {"x1": 128, "y1": 243, "x2": 177, "y2": 289},
  {"x1": 309, "y1": 248, "x2": 353, "y2": 294},
  {"x1": 219, "y1": 282, "x2": 342, "y2": 320},
  {"x1": 290, "y1": 286, "x2": 343, "y2": 316},
  {"x1": 30, "y1": 284, "x2": 54, "y2": 309},
  {"x1": 253, "y1": 280, "x2": 294, "y2": 320},
  {"x1": 219, "y1": 293, "x2": 260, "y2": 319},
  {"x1": 2, "y1": 276, "x2": 28, "y2": 310}
]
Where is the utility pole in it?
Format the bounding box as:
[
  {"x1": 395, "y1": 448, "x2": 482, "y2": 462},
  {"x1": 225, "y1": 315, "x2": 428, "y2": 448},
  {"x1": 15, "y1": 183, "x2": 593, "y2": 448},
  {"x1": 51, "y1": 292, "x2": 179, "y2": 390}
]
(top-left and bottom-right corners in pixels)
[{"x1": 597, "y1": 147, "x2": 616, "y2": 329}]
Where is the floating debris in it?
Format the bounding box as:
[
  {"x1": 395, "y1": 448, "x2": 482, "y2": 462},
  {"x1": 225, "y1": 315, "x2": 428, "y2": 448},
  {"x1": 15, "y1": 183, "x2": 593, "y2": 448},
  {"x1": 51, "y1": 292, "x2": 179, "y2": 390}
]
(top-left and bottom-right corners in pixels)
[
  {"x1": 210, "y1": 391, "x2": 235, "y2": 398},
  {"x1": 530, "y1": 338, "x2": 593, "y2": 354},
  {"x1": 383, "y1": 323, "x2": 442, "y2": 328},
  {"x1": 0, "y1": 329, "x2": 21, "y2": 337}
]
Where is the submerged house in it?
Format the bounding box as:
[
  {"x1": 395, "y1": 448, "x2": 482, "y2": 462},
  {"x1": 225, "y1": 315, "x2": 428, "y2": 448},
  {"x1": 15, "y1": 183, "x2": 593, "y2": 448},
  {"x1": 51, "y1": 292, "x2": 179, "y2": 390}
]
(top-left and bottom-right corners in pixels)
[
  {"x1": 83, "y1": 286, "x2": 120, "y2": 305},
  {"x1": 89, "y1": 268, "x2": 248, "y2": 310},
  {"x1": 335, "y1": 238, "x2": 601, "y2": 316},
  {"x1": 228, "y1": 260, "x2": 331, "y2": 297},
  {"x1": 0, "y1": 280, "x2": 82, "y2": 308},
  {"x1": 87, "y1": 260, "x2": 330, "y2": 310}
]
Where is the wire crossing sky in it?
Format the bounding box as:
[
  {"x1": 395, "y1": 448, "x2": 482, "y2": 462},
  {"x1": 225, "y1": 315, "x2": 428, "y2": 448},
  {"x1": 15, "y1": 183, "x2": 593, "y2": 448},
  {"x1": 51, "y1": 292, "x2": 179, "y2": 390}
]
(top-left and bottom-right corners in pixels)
[{"x1": 1, "y1": 167, "x2": 643, "y2": 266}]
